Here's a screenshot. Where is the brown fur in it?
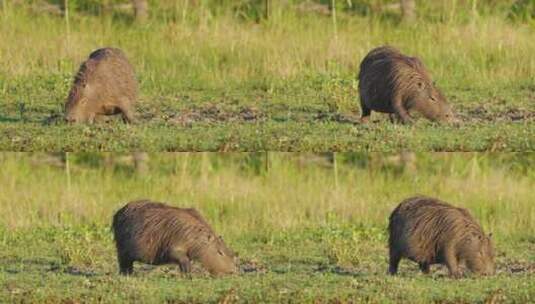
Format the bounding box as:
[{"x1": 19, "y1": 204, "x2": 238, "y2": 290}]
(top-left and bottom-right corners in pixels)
[
  {"x1": 388, "y1": 196, "x2": 495, "y2": 278},
  {"x1": 112, "y1": 200, "x2": 237, "y2": 276},
  {"x1": 65, "y1": 48, "x2": 138, "y2": 123},
  {"x1": 358, "y1": 46, "x2": 455, "y2": 124}
]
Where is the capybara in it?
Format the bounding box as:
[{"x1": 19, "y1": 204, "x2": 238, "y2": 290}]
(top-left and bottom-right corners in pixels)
[
  {"x1": 358, "y1": 46, "x2": 455, "y2": 124},
  {"x1": 65, "y1": 47, "x2": 137, "y2": 123},
  {"x1": 388, "y1": 196, "x2": 495, "y2": 278},
  {"x1": 112, "y1": 200, "x2": 237, "y2": 276}
]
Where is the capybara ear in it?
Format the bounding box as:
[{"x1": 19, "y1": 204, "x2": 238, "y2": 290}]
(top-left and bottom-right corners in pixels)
[{"x1": 488, "y1": 233, "x2": 493, "y2": 239}]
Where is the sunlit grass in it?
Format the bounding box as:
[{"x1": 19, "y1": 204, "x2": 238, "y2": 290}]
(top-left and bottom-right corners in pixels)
[
  {"x1": 1, "y1": 153, "x2": 533, "y2": 239},
  {"x1": 1, "y1": 5, "x2": 534, "y2": 91},
  {"x1": 0, "y1": 153, "x2": 534, "y2": 302},
  {"x1": 1, "y1": 4, "x2": 534, "y2": 151}
]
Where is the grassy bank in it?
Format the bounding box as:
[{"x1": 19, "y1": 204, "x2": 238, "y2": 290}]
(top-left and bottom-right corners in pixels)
[
  {"x1": 1, "y1": 2, "x2": 534, "y2": 151},
  {"x1": 1, "y1": 153, "x2": 534, "y2": 302}
]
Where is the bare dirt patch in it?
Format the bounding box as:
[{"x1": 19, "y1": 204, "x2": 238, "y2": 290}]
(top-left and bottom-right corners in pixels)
[
  {"x1": 315, "y1": 111, "x2": 360, "y2": 124},
  {"x1": 168, "y1": 104, "x2": 266, "y2": 127},
  {"x1": 503, "y1": 261, "x2": 535, "y2": 274},
  {"x1": 458, "y1": 106, "x2": 535, "y2": 123},
  {"x1": 239, "y1": 258, "x2": 268, "y2": 274}
]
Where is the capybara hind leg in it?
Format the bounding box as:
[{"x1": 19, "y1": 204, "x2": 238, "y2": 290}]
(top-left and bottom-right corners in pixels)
[
  {"x1": 118, "y1": 256, "x2": 134, "y2": 275},
  {"x1": 388, "y1": 250, "x2": 402, "y2": 275},
  {"x1": 419, "y1": 262, "x2": 430, "y2": 274},
  {"x1": 360, "y1": 103, "x2": 372, "y2": 123}
]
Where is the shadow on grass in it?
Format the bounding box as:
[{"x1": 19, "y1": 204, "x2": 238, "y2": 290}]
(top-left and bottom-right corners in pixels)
[
  {"x1": 1, "y1": 257, "x2": 60, "y2": 274},
  {"x1": 0, "y1": 257, "x2": 105, "y2": 278},
  {"x1": 59, "y1": 266, "x2": 101, "y2": 277},
  {"x1": 0, "y1": 114, "x2": 21, "y2": 123},
  {"x1": 314, "y1": 264, "x2": 363, "y2": 277}
]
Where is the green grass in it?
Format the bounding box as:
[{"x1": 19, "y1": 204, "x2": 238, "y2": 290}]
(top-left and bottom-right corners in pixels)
[
  {"x1": 1, "y1": 3, "x2": 534, "y2": 151},
  {"x1": 1, "y1": 153, "x2": 534, "y2": 303}
]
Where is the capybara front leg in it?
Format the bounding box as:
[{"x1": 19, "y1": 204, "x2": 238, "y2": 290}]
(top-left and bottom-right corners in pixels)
[
  {"x1": 444, "y1": 248, "x2": 461, "y2": 278},
  {"x1": 392, "y1": 96, "x2": 411, "y2": 124},
  {"x1": 388, "y1": 249, "x2": 402, "y2": 275},
  {"x1": 171, "y1": 249, "x2": 191, "y2": 273},
  {"x1": 419, "y1": 262, "x2": 430, "y2": 274},
  {"x1": 87, "y1": 113, "x2": 97, "y2": 124},
  {"x1": 178, "y1": 256, "x2": 191, "y2": 273},
  {"x1": 120, "y1": 106, "x2": 135, "y2": 124},
  {"x1": 118, "y1": 98, "x2": 135, "y2": 123}
]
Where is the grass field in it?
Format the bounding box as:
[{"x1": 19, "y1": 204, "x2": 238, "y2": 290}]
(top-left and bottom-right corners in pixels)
[
  {"x1": 1, "y1": 2, "x2": 534, "y2": 151},
  {"x1": 1, "y1": 153, "x2": 534, "y2": 303}
]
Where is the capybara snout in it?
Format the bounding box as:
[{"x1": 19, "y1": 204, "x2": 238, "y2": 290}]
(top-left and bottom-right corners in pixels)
[
  {"x1": 388, "y1": 196, "x2": 495, "y2": 278},
  {"x1": 112, "y1": 200, "x2": 237, "y2": 276},
  {"x1": 65, "y1": 47, "x2": 137, "y2": 123}
]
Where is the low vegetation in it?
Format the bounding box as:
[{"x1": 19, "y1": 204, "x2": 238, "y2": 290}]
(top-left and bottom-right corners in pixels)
[
  {"x1": 1, "y1": 153, "x2": 534, "y2": 302},
  {"x1": 1, "y1": 1, "x2": 534, "y2": 151}
]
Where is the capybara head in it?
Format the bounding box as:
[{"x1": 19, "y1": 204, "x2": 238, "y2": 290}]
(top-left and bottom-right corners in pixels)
[
  {"x1": 64, "y1": 54, "x2": 99, "y2": 123},
  {"x1": 410, "y1": 83, "x2": 456, "y2": 123},
  {"x1": 458, "y1": 233, "x2": 496, "y2": 276},
  {"x1": 64, "y1": 57, "x2": 100, "y2": 123},
  {"x1": 197, "y1": 234, "x2": 237, "y2": 276},
  {"x1": 65, "y1": 92, "x2": 92, "y2": 123}
]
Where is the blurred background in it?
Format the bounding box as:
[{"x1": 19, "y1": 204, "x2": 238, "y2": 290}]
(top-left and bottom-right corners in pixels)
[
  {"x1": 1, "y1": 152, "x2": 533, "y2": 238},
  {"x1": 8, "y1": 0, "x2": 535, "y2": 24},
  {"x1": 3, "y1": 0, "x2": 534, "y2": 94}
]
